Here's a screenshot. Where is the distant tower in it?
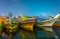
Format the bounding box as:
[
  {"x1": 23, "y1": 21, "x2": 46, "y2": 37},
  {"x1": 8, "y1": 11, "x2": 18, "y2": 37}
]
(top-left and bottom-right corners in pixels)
[
  {"x1": 8, "y1": 12, "x2": 13, "y2": 25},
  {"x1": 8, "y1": 12, "x2": 13, "y2": 18},
  {"x1": 18, "y1": 13, "x2": 24, "y2": 21}
]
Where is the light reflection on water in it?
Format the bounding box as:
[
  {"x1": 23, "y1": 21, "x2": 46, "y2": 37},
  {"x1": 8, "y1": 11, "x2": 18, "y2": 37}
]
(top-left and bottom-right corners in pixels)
[
  {"x1": 1, "y1": 32, "x2": 22, "y2": 39},
  {"x1": 53, "y1": 27, "x2": 60, "y2": 39},
  {"x1": 1, "y1": 27, "x2": 60, "y2": 39},
  {"x1": 13, "y1": 32, "x2": 22, "y2": 39}
]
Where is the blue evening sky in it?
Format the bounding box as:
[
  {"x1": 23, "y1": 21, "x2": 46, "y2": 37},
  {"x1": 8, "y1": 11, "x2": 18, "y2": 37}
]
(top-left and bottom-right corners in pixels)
[{"x1": 0, "y1": 0, "x2": 60, "y2": 17}]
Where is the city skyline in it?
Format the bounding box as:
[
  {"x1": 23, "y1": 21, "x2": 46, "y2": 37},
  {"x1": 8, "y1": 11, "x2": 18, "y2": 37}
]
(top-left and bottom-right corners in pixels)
[{"x1": 0, "y1": 0, "x2": 60, "y2": 17}]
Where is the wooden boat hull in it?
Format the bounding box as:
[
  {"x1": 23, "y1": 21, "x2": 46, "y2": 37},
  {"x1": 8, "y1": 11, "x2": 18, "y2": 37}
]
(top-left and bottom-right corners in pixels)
[
  {"x1": 53, "y1": 20, "x2": 60, "y2": 27},
  {"x1": 36, "y1": 20, "x2": 56, "y2": 32},
  {"x1": 21, "y1": 21, "x2": 35, "y2": 31},
  {"x1": 52, "y1": 20, "x2": 60, "y2": 38}
]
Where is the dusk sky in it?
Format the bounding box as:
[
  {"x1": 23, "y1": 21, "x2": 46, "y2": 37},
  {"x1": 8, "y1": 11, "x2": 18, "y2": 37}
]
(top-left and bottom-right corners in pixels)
[{"x1": 0, "y1": 0, "x2": 60, "y2": 17}]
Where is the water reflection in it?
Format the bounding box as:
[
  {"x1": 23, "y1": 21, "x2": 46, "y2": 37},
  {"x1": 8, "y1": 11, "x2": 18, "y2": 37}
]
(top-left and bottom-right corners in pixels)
[
  {"x1": 1, "y1": 27, "x2": 60, "y2": 39},
  {"x1": 13, "y1": 32, "x2": 22, "y2": 39},
  {"x1": 53, "y1": 27, "x2": 60, "y2": 39},
  {"x1": 2, "y1": 32, "x2": 11, "y2": 39}
]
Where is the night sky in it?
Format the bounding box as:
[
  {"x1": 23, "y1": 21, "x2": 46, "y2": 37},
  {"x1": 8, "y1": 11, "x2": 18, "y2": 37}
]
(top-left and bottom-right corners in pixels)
[{"x1": 0, "y1": 0, "x2": 60, "y2": 17}]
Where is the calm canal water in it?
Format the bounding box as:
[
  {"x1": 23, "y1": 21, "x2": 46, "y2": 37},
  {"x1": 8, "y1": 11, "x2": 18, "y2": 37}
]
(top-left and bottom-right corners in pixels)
[{"x1": 1, "y1": 27, "x2": 60, "y2": 39}]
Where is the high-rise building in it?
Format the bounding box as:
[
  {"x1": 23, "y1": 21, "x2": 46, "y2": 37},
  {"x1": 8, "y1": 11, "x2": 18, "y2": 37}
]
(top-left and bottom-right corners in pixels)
[
  {"x1": 8, "y1": 12, "x2": 13, "y2": 25},
  {"x1": 8, "y1": 12, "x2": 13, "y2": 18}
]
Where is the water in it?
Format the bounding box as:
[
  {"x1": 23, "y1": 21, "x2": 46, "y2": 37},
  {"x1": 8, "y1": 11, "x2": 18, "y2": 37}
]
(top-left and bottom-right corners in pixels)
[
  {"x1": 53, "y1": 27, "x2": 60, "y2": 39},
  {"x1": 1, "y1": 27, "x2": 60, "y2": 39},
  {"x1": 12, "y1": 28, "x2": 55, "y2": 39},
  {"x1": 13, "y1": 32, "x2": 22, "y2": 39}
]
